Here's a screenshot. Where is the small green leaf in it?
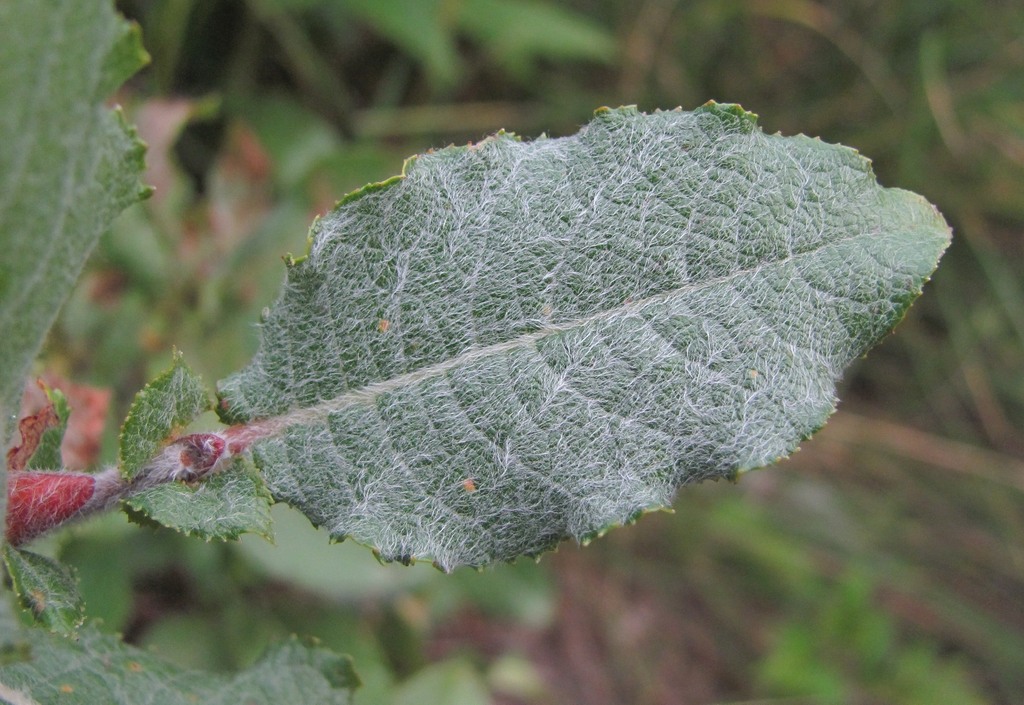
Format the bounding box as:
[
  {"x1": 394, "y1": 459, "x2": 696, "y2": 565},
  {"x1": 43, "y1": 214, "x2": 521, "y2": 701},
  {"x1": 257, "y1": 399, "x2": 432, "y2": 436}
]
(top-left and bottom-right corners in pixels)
[
  {"x1": 119, "y1": 351, "x2": 211, "y2": 479},
  {"x1": 26, "y1": 387, "x2": 71, "y2": 471},
  {"x1": 219, "y1": 104, "x2": 951, "y2": 569},
  {"x1": 126, "y1": 457, "x2": 274, "y2": 541},
  {"x1": 118, "y1": 355, "x2": 273, "y2": 541},
  {"x1": 1, "y1": 545, "x2": 85, "y2": 636},
  {"x1": 0, "y1": 622, "x2": 359, "y2": 705}
]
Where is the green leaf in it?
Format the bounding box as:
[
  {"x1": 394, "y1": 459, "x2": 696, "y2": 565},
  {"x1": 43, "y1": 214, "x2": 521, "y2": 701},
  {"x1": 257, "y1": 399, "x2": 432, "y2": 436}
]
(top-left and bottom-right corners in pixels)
[
  {"x1": 339, "y1": 0, "x2": 461, "y2": 88},
  {"x1": 126, "y1": 456, "x2": 274, "y2": 541},
  {"x1": 0, "y1": 619, "x2": 359, "y2": 705},
  {"x1": 1, "y1": 545, "x2": 85, "y2": 636},
  {"x1": 0, "y1": 0, "x2": 150, "y2": 474},
  {"x1": 118, "y1": 354, "x2": 273, "y2": 541},
  {"x1": 118, "y1": 351, "x2": 211, "y2": 479},
  {"x1": 217, "y1": 103, "x2": 951, "y2": 569},
  {"x1": 456, "y1": 0, "x2": 615, "y2": 78},
  {"x1": 26, "y1": 387, "x2": 71, "y2": 471},
  {"x1": 392, "y1": 659, "x2": 491, "y2": 705}
]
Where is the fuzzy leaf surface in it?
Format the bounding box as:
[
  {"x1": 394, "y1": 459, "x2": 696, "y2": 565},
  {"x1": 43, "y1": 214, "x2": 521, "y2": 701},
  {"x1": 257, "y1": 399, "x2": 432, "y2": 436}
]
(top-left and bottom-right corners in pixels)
[
  {"x1": 0, "y1": 603, "x2": 359, "y2": 705},
  {"x1": 0, "y1": 0, "x2": 149, "y2": 529},
  {"x1": 0, "y1": 0, "x2": 149, "y2": 452},
  {"x1": 218, "y1": 103, "x2": 951, "y2": 569},
  {"x1": 126, "y1": 457, "x2": 274, "y2": 540},
  {"x1": 118, "y1": 352, "x2": 211, "y2": 478},
  {"x1": 119, "y1": 354, "x2": 272, "y2": 540},
  {"x1": 1, "y1": 545, "x2": 85, "y2": 636}
]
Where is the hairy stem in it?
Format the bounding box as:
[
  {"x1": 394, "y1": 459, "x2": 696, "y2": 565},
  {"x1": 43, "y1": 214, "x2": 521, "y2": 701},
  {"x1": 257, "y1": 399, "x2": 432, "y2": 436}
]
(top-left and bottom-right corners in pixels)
[{"x1": 5, "y1": 432, "x2": 242, "y2": 546}]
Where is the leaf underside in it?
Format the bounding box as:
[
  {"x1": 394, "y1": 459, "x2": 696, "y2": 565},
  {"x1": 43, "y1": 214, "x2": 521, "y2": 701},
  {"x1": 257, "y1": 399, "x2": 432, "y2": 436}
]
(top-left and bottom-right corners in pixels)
[{"x1": 217, "y1": 103, "x2": 951, "y2": 570}]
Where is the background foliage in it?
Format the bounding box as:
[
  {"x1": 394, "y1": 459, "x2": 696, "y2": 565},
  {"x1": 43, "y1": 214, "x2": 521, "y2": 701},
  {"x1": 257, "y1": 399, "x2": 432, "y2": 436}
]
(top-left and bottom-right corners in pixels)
[{"x1": 13, "y1": 1, "x2": 1023, "y2": 703}]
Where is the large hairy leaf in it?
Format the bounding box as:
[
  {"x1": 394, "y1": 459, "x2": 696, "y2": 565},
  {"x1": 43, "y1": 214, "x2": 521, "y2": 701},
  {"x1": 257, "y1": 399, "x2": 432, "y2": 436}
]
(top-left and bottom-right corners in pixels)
[
  {"x1": 0, "y1": 0, "x2": 149, "y2": 525},
  {"x1": 218, "y1": 103, "x2": 950, "y2": 569}
]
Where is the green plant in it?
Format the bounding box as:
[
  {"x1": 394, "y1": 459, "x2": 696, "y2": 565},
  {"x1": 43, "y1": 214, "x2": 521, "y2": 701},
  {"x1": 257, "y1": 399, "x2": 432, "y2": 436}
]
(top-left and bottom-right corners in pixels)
[
  {"x1": 1, "y1": 1, "x2": 954, "y2": 702},
  {"x1": 757, "y1": 570, "x2": 989, "y2": 705}
]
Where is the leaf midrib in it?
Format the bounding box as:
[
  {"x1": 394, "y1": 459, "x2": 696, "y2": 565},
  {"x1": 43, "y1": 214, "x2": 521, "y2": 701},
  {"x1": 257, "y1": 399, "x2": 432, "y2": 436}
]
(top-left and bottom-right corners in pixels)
[{"x1": 243, "y1": 217, "x2": 902, "y2": 437}]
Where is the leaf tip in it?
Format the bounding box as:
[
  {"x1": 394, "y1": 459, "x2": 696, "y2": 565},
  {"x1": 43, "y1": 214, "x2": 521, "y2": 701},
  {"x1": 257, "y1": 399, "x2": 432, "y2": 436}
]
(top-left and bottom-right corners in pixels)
[
  {"x1": 493, "y1": 128, "x2": 522, "y2": 142},
  {"x1": 110, "y1": 106, "x2": 154, "y2": 201},
  {"x1": 696, "y1": 100, "x2": 759, "y2": 131},
  {"x1": 593, "y1": 104, "x2": 641, "y2": 121},
  {"x1": 99, "y1": 13, "x2": 151, "y2": 96}
]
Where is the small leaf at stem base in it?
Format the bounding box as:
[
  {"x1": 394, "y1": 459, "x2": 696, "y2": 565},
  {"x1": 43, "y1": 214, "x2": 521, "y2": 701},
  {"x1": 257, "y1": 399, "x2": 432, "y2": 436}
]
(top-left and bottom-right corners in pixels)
[{"x1": 1, "y1": 544, "x2": 86, "y2": 635}]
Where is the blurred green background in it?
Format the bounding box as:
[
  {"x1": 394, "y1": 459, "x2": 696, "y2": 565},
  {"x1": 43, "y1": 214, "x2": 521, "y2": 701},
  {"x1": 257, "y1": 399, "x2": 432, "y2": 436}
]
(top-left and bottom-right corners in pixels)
[{"x1": 25, "y1": 0, "x2": 1024, "y2": 703}]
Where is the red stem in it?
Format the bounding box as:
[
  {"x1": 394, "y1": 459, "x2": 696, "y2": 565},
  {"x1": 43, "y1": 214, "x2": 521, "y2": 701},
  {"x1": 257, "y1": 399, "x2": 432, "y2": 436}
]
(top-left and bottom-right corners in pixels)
[{"x1": 4, "y1": 432, "x2": 244, "y2": 546}]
